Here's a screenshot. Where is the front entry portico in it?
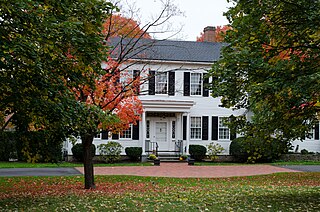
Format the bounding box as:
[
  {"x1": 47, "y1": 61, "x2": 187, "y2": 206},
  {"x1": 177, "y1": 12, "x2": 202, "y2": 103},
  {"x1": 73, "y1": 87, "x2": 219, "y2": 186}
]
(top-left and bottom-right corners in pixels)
[{"x1": 140, "y1": 99, "x2": 195, "y2": 158}]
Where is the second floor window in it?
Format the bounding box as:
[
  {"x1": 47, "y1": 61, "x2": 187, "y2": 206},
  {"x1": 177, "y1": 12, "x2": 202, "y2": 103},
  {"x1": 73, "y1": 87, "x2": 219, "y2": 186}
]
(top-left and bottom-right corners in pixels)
[
  {"x1": 155, "y1": 72, "x2": 168, "y2": 94},
  {"x1": 190, "y1": 73, "x2": 202, "y2": 95}
]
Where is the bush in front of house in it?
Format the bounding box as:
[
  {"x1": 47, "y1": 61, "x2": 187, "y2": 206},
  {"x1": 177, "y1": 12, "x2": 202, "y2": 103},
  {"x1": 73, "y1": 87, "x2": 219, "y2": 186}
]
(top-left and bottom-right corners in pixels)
[
  {"x1": 71, "y1": 143, "x2": 96, "y2": 162},
  {"x1": 207, "y1": 142, "x2": 225, "y2": 161},
  {"x1": 189, "y1": 145, "x2": 207, "y2": 161},
  {"x1": 98, "y1": 141, "x2": 122, "y2": 163},
  {"x1": 229, "y1": 137, "x2": 248, "y2": 162},
  {"x1": 125, "y1": 147, "x2": 142, "y2": 161},
  {"x1": 230, "y1": 136, "x2": 291, "y2": 163}
]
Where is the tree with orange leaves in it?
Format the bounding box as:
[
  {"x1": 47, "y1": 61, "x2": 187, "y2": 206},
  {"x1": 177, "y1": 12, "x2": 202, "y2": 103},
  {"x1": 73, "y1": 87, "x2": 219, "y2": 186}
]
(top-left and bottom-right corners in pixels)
[
  {"x1": 72, "y1": 0, "x2": 181, "y2": 189},
  {"x1": 72, "y1": 56, "x2": 143, "y2": 189},
  {"x1": 102, "y1": 14, "x2": 151, "y2": 39}
]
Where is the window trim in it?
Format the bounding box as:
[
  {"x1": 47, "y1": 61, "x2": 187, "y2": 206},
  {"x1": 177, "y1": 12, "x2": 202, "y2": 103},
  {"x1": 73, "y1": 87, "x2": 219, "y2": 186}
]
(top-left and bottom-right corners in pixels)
[
  {"x1": 119, "y1": 124, "x2": 133, "y2": 140},
  {"x1": 218, "y1": 117, "x2": 230, "y2": 140},
  {"x1": 155, "y1": 72, "x2": 168, "y2": 94},
  {"x1": 190, "y1": 73, "x2": 202, "y2": 96},
  {"x1": 190, "y1": 116, "x2": 202, "y2": 140}
]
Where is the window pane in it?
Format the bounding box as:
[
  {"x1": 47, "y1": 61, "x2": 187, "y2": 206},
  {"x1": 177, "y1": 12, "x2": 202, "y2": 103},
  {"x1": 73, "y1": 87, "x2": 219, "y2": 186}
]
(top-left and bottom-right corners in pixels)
[
  {"x1": 146, "y1": 120, "x2": 150, "y2": 139},
  {"x1": 120, "y1": 125, "x2": 132, "y2": 139},
  {"x1": 218, "y1": 117, "x2": 230, "y2": 139},
  {"x1": 120, "y1": 70, "x2": 133, "y2": 85},
  {"x1": 191, "y1": 117, "x2": 202, "y2": 139},
  {"x1": 190, "y1": 73, "x2": 202, "y2": 95},
  {"x1": 155, "y1": 72, "x2": 167, "y2": 94},
  {"x1": 172, "y1": 121, "x2": 175, "y2": 139}
]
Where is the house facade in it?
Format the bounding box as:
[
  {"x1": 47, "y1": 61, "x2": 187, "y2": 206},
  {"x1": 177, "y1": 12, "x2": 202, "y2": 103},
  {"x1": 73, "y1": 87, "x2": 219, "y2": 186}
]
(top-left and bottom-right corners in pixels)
[{"x1": 64, "y1": 27, "x2": 320, "y2": 159}]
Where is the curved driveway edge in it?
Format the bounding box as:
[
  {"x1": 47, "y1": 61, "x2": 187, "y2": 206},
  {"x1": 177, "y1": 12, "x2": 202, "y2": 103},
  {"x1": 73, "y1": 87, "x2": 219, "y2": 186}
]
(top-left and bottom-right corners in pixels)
[
  {"x1": 76, "y1": 164, "x2": 300, "y2": 178},
  {"x1": 0, "y1": 168, "x2": 82, "y2": 177}
]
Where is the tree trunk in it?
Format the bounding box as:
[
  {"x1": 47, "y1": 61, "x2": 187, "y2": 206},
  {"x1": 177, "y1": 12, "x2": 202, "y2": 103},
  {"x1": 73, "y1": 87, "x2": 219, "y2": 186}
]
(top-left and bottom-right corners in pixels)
[{"x1": 82, "y1": 134, "x2": 95, "y2": 189}]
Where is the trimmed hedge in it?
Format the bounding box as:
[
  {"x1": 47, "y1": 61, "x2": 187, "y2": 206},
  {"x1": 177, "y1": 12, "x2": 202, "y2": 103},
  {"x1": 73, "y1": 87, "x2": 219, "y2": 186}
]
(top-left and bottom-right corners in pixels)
[
  {"x1": 229, "y1": 137, "x2": 291, "y2": 163},
  {"x1": 71, "y1": 143, "x2": 96, "y2": 162},
  {"x1": 125, "y1": 147, "x2": 142, "y2": 161},
  {"x1": 189, "y1": 145, "x2": 207, "y2": 161}
]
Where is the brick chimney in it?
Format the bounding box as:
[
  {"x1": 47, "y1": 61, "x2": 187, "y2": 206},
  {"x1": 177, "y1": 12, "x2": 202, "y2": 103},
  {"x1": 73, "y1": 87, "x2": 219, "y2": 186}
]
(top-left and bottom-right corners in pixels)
[{"x1": 203, "y1": 26, "x2": 216, "y2": 42}]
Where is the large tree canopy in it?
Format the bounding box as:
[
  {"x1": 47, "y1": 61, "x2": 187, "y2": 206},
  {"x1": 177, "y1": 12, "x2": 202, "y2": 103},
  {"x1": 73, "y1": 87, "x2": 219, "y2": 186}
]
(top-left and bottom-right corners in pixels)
[
  {"x1": 0, "y1": 0, "x2": 114, "y2": 132},
  {"x1": 0, "y1": 0, "x2": 115, "y2": 174},
  {"x1": 210, "y1": 0, "x2": 320, "y2": 141}
]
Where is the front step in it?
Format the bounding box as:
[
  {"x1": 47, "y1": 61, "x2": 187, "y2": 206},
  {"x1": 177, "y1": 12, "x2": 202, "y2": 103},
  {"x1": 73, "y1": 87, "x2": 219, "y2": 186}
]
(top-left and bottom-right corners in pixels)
[
  {"x1": 148, "y1": 155, "x2": 188, "y2": 163},
  {"x1": 158, "y1": 156, "x2": 181, "y2": 162}
]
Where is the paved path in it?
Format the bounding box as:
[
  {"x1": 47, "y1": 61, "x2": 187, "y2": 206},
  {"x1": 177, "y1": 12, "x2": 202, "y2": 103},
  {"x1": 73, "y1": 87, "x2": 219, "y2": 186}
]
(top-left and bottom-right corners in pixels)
[
  {"x1": 76, "y1": 164, "x2": 300, "y2": 178},
  {"x1": 1, "y1": 165, "x2": 319, "y2": 178},
  {"x1": 0, "y1": 168, "x2": 82, "y2": 177}
]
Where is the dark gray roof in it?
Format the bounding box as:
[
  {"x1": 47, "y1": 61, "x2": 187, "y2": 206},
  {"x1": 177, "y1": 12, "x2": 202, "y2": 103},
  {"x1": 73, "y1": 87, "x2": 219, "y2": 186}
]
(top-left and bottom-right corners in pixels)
[{"x1": 109, "y1": 37, "x2": 224, "y2": 63}]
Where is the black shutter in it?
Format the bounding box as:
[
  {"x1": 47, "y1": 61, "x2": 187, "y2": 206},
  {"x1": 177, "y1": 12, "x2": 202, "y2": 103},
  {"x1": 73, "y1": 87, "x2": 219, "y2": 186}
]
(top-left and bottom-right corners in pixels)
[
  {"x1": 183, "y1": 72, "x2": 190, "y2": 96},
  {"x1": 168, "y1": 71, "x2": 175, "y2": 96},
  {"x1": 132, "y1": 123, "x2": 139, "y2": 140},
  {"x1": 203, "y1": 76, "x2": 209, "y2": 97},
  {"x1": 133, "y1": 70, "x2": 140, "y2": 95},
  {"x1": 101, "y1": 130, "x2": 108, "y2": 139},
  {"x1": 112, "y1": 133, "x2": 119, "y2": 140},
  {"x1": 202, "y1": 116, "x2": 209, "y2": 140},
  {"x1": 183, "y1": 116, "x2": 187, "y2": 140},
  {"x1": 315, "y1": 122, "x2": 319, "y2": 140},
  {"x1": 148, "y1": 71, "x2": 155, "y2": 95},
  {"x1": 212, "y1": 116, "x2": 218, "y2": 140}
]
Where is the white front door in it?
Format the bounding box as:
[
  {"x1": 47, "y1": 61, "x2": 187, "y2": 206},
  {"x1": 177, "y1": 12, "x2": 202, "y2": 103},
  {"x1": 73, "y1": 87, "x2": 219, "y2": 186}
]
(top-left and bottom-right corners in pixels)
[{"x1": 155, "y1": 121, "x2": 169, "y2": 151}]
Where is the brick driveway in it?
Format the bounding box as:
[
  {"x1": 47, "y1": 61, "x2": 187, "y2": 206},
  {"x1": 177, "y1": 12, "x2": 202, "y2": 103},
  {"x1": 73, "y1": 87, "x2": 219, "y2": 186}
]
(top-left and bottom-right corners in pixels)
[{"x1": 75, "y1": 163, "x2": 300, "y2": 178}]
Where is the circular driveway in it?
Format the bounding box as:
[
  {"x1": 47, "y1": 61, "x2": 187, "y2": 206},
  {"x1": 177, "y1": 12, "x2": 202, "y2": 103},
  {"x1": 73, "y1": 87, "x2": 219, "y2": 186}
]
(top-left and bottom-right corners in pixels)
[{"x1": 0, "y1": 164, "x2": 319, "y2": 177}]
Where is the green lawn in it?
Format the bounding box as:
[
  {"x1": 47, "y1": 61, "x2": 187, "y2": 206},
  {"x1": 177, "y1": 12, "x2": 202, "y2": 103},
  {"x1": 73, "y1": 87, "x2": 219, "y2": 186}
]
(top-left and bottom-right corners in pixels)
[{"x1": 0, "y1": 173, "x2": 319, "y2": 211}]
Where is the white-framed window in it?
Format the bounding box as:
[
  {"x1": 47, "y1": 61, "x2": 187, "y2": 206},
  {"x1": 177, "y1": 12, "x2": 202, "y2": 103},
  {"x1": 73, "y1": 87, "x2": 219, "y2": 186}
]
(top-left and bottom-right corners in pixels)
[
  {"x1": 155, "y1": 72, "x2": 168, "y2": 94},
  {"x1": 190, "y1": 73, "x2": 202, "y2": 95},
  {"x1": 120, "y1": 70, "x2": 133, "y2": 86},
  {"x1": 120, "y1": 125, "x2": 132, "y2": 139},
  {"x1": 219, "y1": 117, "x2": 230, "y2": 140},
  {"x1": 191, "y1": 117, "x2": 202, "y2": 139}
]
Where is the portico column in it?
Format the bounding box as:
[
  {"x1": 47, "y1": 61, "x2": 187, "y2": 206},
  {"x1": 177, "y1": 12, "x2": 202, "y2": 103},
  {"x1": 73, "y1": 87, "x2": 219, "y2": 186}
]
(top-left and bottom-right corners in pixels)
[
  {"x1": 186, "y1": 112, "x2": 190, "y2": 154},
  {"x1": 141, "y1": 111, "x2": 147, "y2": 161}
]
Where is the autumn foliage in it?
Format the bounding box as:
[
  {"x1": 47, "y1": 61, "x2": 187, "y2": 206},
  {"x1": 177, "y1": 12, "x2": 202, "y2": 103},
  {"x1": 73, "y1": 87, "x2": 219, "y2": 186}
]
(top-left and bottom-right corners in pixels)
[
  {"x1": 102, "y1": 14, "x2": 151, "y2": 39},
  {"x1": 74, "y1": 57, "x2": 143, "y2": 134}
]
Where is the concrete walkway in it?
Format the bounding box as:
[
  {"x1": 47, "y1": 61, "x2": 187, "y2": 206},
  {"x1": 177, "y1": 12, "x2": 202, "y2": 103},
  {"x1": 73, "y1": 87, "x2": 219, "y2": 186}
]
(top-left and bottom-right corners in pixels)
[{"x1": 76, "y1": 164, "x2": 300, "y2": 178}]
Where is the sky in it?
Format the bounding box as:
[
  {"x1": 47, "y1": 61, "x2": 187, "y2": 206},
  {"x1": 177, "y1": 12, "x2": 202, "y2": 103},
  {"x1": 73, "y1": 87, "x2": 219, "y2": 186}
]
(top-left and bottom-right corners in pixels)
[{"x1": 128, "y1": 0, "x2": 234, "y2": 41}]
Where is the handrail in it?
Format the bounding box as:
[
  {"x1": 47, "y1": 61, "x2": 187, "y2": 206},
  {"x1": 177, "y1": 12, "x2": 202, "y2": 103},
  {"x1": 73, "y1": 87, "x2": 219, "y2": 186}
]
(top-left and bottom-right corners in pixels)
[{"x1": 145, "y1": 140, "x2": 159, "y2": 157}]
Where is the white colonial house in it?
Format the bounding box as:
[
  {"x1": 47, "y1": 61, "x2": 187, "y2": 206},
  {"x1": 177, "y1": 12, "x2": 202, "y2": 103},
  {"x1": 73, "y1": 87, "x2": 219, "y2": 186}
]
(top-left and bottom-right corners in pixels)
[{"x1": 64, "y1": 27, "x2": 320, "y2": 160}]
